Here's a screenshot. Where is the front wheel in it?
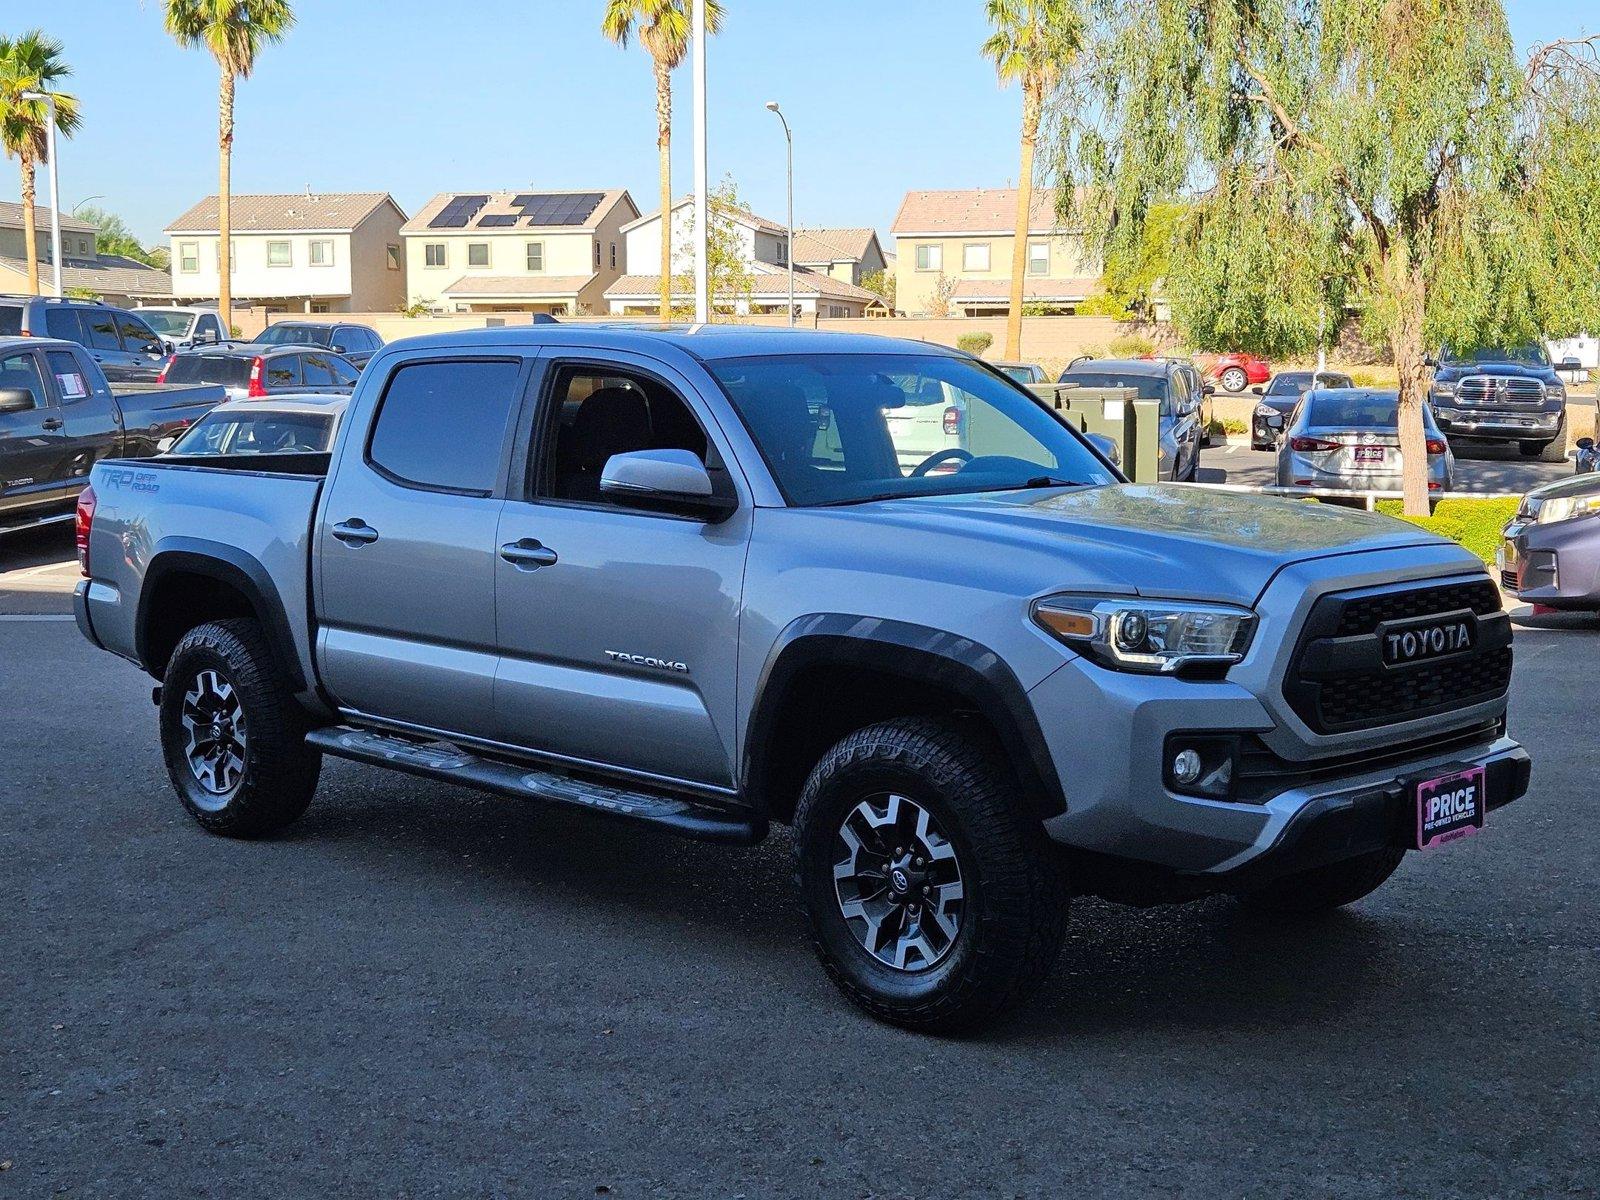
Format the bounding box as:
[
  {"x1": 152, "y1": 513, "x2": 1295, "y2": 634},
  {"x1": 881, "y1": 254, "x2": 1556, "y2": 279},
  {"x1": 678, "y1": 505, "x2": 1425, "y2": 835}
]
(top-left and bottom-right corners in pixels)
[
  {"x1": 793, "y1": 717, "x2": 1069, "y2": 1032},
  {"x1": 159, "y1": 618, "x2": 320, "y2": 837},
  {"x1": 1536, "y1": 422, "x2": 1569, "y2": 463},
  {"x1": 1237, "y1": 847, "x2": 1405, "y2": 915}
]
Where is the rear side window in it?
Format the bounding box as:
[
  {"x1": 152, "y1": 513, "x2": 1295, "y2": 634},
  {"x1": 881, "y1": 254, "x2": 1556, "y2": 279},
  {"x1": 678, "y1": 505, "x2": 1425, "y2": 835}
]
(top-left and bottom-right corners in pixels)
[
  {"x1": 164, "y1": 354, "x2": 251, "y2": 388},
  {"x1": 368, "y1": 359, "x2": 523, "y2": 494},
  {"x1": 266, "y1": 355, "x2": 302, "y2": 388},
  {"x1": 0, "y1": 304, "x2": 20, "y2": 336},
  {"x1": 82, "y1": 311, "x2": 121, "y2": 351},
  {"x1": 45, "y1": 308, "x2": 84, "y2": 342},
  {"x1": 45, "y1": 350, "x2": 90, "y2": 402}
]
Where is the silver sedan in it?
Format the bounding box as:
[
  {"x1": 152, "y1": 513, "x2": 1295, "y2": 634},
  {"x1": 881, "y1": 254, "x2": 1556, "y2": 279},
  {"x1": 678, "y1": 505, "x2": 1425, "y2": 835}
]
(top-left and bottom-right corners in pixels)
[{"x1": 1275, "y1": 389, "x2": 1454, "y2": 493}]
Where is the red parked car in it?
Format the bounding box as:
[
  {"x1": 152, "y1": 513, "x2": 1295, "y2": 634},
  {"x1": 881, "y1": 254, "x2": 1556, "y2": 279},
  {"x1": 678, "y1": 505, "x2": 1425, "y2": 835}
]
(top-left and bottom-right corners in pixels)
[{"x1": 1205, "y1": 353, "x2": 1272, "y2": 394}]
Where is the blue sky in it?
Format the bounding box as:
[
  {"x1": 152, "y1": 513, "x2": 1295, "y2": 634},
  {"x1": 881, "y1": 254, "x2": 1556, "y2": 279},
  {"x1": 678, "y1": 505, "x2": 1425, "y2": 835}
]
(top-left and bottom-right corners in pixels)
[{"x1": 19, "y1": 0, "x2": 1594, "y2": 248}]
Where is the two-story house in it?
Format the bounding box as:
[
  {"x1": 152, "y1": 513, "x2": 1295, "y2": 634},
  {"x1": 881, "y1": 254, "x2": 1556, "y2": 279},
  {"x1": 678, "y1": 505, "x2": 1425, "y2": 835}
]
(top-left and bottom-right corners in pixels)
[
  {"x1": 0, "y1": 200, "x2": 169, "y2": 306},
  {"x1": 889, "y1": 188, "x2": 1101, "y2": 317},
  {"x1": 604, "y1": 197, "x2": 883, "y2": 318},
  {"x1": 791, "y1": 227, "x2": 888, "y2": 288},
  {"x1": 165, "y1": 192, "x2": 408, "y2": 314},
  {"x1": 399, "y1": 189, "x2": 638, "y2": 316}
]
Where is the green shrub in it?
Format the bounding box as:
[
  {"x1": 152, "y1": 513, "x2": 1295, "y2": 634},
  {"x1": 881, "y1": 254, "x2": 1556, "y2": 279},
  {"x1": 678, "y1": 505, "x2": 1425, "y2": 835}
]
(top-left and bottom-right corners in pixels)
[
  {"x1": 1108, "y1": 332, "x2": 1156, "y2": 357},
  {"x1": 1374, "y1": 496, "x2": 1519, "y2": 565},
  {"x1": 956, "y1": 331, "x2": 994, "y2": 356}
]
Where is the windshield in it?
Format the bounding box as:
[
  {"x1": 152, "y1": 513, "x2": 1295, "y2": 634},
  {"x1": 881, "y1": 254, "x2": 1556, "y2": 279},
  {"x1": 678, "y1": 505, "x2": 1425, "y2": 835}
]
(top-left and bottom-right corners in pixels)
[
  {"x1": 1305, "y1": 392, "x2": 1439, "y2": 430},
  {"x1": 707, "y1": 353, "x2": 1114, "y2": 506},
  {"x1": 170, "y1": 409, "x2": 336, "y2": 455},
  {"x1": 1441, "y1": 345, "x2": 1549, "y2": 366},
  {"x1": 1266, "y1": 372, "x2": 1353, "y2": 397},
  {"x1": 1059, "y1": 370, "x2": 1168, "y2": 401},
  {"x1": 255, "y1": 324, "x2": 329, "y2": 347},
  {"x1": 162, "y1": 354, "x2": 251, "y2": 388},
  {"x1": 999, "y1": 365, "x2": 1036, "y2": 383},
  {"x1": 135, "y1": 311, "x2": 194, "y2": 336}
]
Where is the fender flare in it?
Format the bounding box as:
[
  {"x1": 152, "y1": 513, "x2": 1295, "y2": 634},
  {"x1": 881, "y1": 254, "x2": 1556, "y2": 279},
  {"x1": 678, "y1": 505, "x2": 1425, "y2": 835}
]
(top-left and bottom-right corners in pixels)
[
  {"x1": 136, "y1": 537, "x2": 306, "y2": 690},
  {"x1": 742, "y1": 614, "x2": 1066, "y2": 821}
]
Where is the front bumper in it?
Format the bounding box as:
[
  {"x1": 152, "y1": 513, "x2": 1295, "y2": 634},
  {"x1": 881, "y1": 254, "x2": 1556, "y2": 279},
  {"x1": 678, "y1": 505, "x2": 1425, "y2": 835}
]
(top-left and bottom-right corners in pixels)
[
  {"x1": 1434, "y1": 408, "x2": 1563, "y2": 444},
  {"x1": 1500, "y1": 517, "x2": 1600, "y2": 608}
]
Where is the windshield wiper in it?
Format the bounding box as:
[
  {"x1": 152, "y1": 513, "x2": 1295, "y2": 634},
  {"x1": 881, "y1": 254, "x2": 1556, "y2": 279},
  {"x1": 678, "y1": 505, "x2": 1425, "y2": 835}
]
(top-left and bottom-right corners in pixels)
[{"x1": 1019, "y1": 475, "x2": 1093, "y2": 488}]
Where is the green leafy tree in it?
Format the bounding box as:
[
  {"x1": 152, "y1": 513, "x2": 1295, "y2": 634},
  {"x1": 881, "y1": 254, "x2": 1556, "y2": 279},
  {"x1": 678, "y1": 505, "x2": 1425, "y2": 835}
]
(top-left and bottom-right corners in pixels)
[
  {"x1": 982, "y1": 0, "x2": 1083, "y2": 359},
  {"x1": 0, "y1": 31, "x2": 81, "y2": 295},
  {"x1": 1076, "y1": 200, "x2": 1181, "y2": 317},
  {"x1": 75, "y1": 205, "x2": 161, "y2": 265},
  {"x1": 165, "y1": 0, "x2": 295, "y2": 332},
  {"x1": 602, "y1": 0, "x2": 724, "y2": 319},
  {"x1": 670, "y1": 175, "x2": 754, "y2": 318},
  {"x1": 859, "y1": 267, "x2": 896, "y2": 311},
  {"x1": 1047, "y1": 2, "x2": 1600, "y2": 513}
]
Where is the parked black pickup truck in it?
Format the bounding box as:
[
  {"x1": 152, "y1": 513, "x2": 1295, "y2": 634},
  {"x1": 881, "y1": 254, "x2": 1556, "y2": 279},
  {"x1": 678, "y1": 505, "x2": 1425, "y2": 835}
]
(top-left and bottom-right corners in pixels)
[
  {"x1": 1428, "y1": 344, "x2": 1580, "y2": 461},
  {"x1": 0, "y1": 336, "x2": 223, "y2": 536}
]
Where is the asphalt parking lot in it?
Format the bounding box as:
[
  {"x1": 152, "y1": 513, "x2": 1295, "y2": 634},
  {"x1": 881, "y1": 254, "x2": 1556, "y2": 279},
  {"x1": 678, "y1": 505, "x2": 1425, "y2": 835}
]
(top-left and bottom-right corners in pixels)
[{"x1": 3, "y1": 528, "x2": 1598, "y2": 1198}]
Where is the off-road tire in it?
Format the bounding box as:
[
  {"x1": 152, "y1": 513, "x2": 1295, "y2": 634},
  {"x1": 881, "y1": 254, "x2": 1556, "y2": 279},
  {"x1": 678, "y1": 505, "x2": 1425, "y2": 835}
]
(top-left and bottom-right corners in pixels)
[
  {"x1": 1220, "y1": 367, "x2": 1248, "y2": 394},
  {"x1": 793, "y1": 717, "x2": 1069, "y2": 1033},
  {"x1": 1238, "y1": 847, "x2": 1406, "y2": 915},
  {"x1": 159, "y1": 618, "x2": 320, "y2": 837},
  {"x1": 1536, "y1": 422, "x2": 1569, "y2": 463}
]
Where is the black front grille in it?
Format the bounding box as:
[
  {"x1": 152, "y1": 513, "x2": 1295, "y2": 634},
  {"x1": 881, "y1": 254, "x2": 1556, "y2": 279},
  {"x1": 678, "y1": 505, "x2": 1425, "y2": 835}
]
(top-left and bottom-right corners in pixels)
[
  {"x1": 1500, "y1": 568, "x2": 1519, "y2": 591},
  {"x1": 1459, "y1": 376, "x2": 1545, "y2": 406},
  {"x1": 1285, "y1": 578, "x2": 1512, "y2": 734}
]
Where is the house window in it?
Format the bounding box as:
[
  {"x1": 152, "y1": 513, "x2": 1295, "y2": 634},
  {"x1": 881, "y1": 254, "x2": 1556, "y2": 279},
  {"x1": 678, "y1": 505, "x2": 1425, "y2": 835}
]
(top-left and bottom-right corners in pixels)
[
  {"x1": 610, "y1": 243, "x2": 616, "y2": 269},
  {"x1": 179, "y1": 242, "x2": 199, "y2": 273},
  {"x1": 467, "y1": 243, "x2": 490, "y2": 268},
  {"x1": 526, "y1": 242, "x2": 544, "y2": 271},
  {"x1": 1027, "y1": 241, "x2": 1050, "y2": 275},
  {"x1": 267, "y1": 241, "x2": 292, "y2": 267},
  {"x1": 310, "y1": 302, "x2": 330, "y2": 314},
  {"x1": 78, "y1": 238, "x2": 90, "y2": 255},
  {"x1": 424, "y1": 243, "x2": 447, "y2": 268},
  {"x1": 776, "y1": 238, "x2": 788, "y2": 266},
  {"x1": 594, "y1": 241, "x2": 601, "y2": 268},
  {"x1": 309, "y1": 239, "x2": 335, "y2": 266},
  {"x1": 212, "y1": 239, "x2": 237, "y2": 274},
  {"x1": 914, "y1": 244, "x2": 942, "y2": 272},
  {"x1": 387, "y1": 244, "x2": 401, "y2": 270},
  {"x1": 962, "y1": 243, "x2": 991, "y2": 272}
]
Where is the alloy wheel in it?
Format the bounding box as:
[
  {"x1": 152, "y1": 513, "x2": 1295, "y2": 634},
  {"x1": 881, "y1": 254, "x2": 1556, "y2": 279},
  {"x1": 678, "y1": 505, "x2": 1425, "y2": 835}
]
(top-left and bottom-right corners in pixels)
[
  {"x1": 180, "y1": 669, "x2": 248, "y2": 801},
  {"x1": 833, "y1": 793, "x2": 965, "y2": 972}
]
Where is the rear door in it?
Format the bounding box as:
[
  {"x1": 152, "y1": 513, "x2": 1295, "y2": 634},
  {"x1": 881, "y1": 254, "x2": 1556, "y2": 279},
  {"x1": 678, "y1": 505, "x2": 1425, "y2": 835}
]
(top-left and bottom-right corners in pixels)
[
  {"x1": 0, "y1": 346, "x2": 70, "y2": 520},
  {"x1": 316, "y1": 352, "x2": 532, "y2": 740},
  {"x1": 46, "y1": 347, "x2": 122, "y2": 485},
  {"x1": 80, "y1": 308, "x2": 134, "y2": 380},
  {"x1": 491, "y1": 352, "x2": 751, "y2": 787}
]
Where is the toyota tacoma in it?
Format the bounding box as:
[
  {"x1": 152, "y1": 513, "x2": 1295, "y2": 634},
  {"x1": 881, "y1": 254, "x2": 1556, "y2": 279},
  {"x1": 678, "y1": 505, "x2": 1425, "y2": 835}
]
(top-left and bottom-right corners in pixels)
[{"x1": 73, "y1": 326, "x2": 1530, "y2": 1031}]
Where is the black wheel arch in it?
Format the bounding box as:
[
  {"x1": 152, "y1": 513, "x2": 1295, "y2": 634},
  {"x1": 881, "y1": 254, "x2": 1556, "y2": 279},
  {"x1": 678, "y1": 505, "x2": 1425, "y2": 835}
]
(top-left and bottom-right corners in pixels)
[
  {"x1": 136, "y1": 538, "x2": 306, "y2": 691},
  {"x1": 742, "y1": 614, "x2": 1066, "y2": 826}
]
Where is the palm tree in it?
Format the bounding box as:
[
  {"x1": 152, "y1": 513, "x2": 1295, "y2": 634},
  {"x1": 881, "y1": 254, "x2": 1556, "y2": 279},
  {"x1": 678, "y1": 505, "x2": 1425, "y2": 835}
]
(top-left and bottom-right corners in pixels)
[
  {"x1": 0, "y1": 32, "x2": 81, "y2": 295},
  {"x1": 982, "y1": 0, "x2": 1082, "y2": 359},
  {"x1": 602, "y1": 0, "x2": 724, "y2": 317},
  {"x1": 164, "y1": 0, "x2": 294, "y2": 331}
]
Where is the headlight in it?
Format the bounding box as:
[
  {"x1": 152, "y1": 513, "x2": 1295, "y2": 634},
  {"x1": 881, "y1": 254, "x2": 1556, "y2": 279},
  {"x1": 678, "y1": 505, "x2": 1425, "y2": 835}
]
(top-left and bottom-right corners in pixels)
[
  {"x1": 1432, "y1": 382, "x2": 1456, "y2": 396},
  {"x1": 1033, "y1": 595, "x2": 1257, "y2": 675},
  {"x1": 1537, "y1": 493, "x2": 1600, "y2": 524},
  {"x1": 1549, "y1": 385, "x2": 1566, "y2": 402},
  {"x1": 1253, "y1": 404, "x2": 1277, "y2": 419}
]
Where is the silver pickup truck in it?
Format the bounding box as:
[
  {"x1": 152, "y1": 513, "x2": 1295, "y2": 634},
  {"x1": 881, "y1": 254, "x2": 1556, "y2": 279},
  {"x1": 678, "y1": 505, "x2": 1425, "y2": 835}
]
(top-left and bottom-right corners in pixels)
[{"x1": 74, "y1": 325, "x2": 1530, "y2": 1031}]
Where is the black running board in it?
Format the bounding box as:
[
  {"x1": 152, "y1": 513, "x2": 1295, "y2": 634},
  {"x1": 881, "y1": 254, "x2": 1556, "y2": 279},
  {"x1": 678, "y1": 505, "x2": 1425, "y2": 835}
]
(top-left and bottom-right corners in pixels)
[{"x1": 306, "y1": 725, "x2": 764, "y2": 845}]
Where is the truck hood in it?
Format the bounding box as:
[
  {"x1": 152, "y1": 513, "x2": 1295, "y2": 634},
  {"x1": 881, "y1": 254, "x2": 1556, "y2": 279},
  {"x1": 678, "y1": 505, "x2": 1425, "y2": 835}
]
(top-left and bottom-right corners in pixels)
[
  {"x1": 851, "y1": 483, "x2": 1450, "y2": 603},
  {"x1": 1436, "y1": 361, "x2": 1557, "y2": 383}
]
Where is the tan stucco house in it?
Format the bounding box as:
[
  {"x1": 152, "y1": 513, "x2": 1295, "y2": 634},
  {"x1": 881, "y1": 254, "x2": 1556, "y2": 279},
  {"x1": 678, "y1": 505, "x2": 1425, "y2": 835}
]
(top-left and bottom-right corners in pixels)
[
  {"x1": 791, "y1": 227, "x2": 887, "y2": 287},
  {"x1": 0, "y1": 200, "x2": 169, "y2": 306},
  {"x1": 165, "y1": 192, "x2": 408, "y2": 314},
  {"x1": 605, "y1": 197, "x2": 882, "y2": 317},
  {"x1": 400, "y1": 189, "x2": 637, "y2": 316},
  {"x1": 889, "y1": 188, "x2": 1100, "y2": 317}
]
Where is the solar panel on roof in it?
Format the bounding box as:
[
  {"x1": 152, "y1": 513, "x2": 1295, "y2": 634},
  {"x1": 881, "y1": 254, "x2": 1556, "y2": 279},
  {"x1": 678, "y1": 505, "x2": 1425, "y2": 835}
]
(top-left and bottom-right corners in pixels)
[
  {"x1": 510, "y1": 191, "x2": 605, "y2": 227},
  {"x1": 477, "y1": 213, "x2": 518, "y2": 227}
]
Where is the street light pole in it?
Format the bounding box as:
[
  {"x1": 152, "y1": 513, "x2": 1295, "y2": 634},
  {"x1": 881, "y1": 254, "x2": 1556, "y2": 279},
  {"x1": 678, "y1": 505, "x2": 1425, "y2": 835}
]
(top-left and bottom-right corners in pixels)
[
  {"x1": 22, "y1": 91, "x2": 63, "y2": 298},
  {"x1": 691, "y1": 0, "x2": 710, "y2": 324},
  {"x1": 764, "y1": 101, "x2": 793, "y2": 327}
]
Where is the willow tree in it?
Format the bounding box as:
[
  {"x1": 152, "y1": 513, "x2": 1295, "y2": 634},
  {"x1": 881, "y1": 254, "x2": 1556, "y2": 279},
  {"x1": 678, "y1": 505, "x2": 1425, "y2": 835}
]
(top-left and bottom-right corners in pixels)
[
  {"x1": 0, "y1": 31, "x2": 80, "y2": 296},
  {"x1": 981, "y1": 0, "x2": 1082, "y2": 360},
  {"x1": 165, "y1": 0, "x2": 294, "y2": 333},
  {"x1": 602, "y1": 0, "x2": 724, "y2": 319},
  {"x1": 1048, "y1": 0, "x2": 1600, "y2": 514}
]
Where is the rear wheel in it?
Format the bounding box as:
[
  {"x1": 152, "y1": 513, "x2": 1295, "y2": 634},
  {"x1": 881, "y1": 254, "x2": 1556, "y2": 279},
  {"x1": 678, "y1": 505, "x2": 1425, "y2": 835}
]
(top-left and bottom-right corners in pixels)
[
  {"x1": 1237, "y1": 847, "x2": 1405, "y2": 915},
  {"x1": 793, "y1": 717, "x2": 1069, "y2": 1032},
  {"x1": 159, "y1": 619, "x2": 320, "y2": 837},
  {"x1": 1220, "y1": 366, "x2": 1248, "y2": 394}
]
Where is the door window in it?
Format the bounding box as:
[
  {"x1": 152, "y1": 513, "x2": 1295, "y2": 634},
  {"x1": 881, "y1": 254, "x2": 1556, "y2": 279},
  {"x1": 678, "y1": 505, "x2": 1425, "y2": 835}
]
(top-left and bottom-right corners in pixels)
[
  {"x1": 265, "y1": 356, "x2": 302, "y2": 388},
  {"x1": 0, "y1": 304, "x2": 21, "y2": 336},
  {"x1": 367, "y1": 359, "x2": 524, "y2": 494},
  {"x1": 45, "y1": 308, "x2": 84, "y2": 343},
  {"x1": 301, "y1": 353, "x2": 337, "y2": 386},
  {"x1": 82, "y1": 311, "x2": 122, "y2": 352},
  {"x1": 327, "y1": 355, "x2": 359, "y2": 387},
  {"x1": 116, "y1": 313, "x2": 165, "y2": 356},
  {"x1": 45, "y1": 350, "x2": 90, "y2": 402},
  {"x1": 0, "y1": 351, "x2": 48, "y2": 410},
  {"x1": 535, "y1": 364, "x2": 712, "y2": 507}
]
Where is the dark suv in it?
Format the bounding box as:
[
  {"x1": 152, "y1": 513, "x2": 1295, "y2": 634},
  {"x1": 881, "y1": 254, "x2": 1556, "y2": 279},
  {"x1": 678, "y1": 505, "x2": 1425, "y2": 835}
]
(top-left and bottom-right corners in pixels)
[
  {"x1": 158, "y1": 343, "x2": 360, "y2": 399},
  {"x1": 0, "y1": 295, "x2": 169, "y2": 382},
  {"x1": 254, "y1": 320, "x2": 383, "y2": 368},
  {"x1": 1428, "y1": 344, "x2": 1579, "y2": 461}
]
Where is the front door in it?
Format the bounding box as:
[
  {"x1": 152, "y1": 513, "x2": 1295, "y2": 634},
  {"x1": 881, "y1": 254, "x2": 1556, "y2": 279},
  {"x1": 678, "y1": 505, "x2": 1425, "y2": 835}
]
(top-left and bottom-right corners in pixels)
[
  {"x1": 114, "y1": 312, "x2": 169, "y2": 382},
  {"x1": 492, "y1": 354, "x2": 751, "y2": 788},
  {"x1": 316, "y1": 353, "x2": 532, "y2": 740},
  {"x1": 0, "y1": 347, "x2": 68, "y2": 521}
]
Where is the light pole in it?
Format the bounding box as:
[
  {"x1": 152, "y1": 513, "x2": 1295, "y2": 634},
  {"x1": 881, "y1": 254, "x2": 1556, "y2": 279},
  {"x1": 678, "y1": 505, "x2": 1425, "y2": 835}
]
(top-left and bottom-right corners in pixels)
[
  {"x1": 691, "y1": 0, "x2": 709, "y2": 324},
  {"x1": 21, "y1": 91, "x2": 63, "y2": 298},
  {"x1": 764, "y1": 101, "x2": 794, "y2": 327}
]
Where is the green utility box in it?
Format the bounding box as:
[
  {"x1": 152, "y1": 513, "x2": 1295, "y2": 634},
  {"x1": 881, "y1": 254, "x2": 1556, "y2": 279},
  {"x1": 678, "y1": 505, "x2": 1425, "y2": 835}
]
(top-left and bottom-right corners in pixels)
[{"x1": 1028, "y1": 384, "x2": 1162, "y2": 482}]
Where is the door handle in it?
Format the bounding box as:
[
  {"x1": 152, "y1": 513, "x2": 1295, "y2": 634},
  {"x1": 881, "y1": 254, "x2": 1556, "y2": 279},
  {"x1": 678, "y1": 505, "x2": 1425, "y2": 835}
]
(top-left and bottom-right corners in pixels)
[
  {"x1": 331, "y1": 518, "x2": 379, "y2": 545},
  {"x1": 499, "y1": 539, "x2": 558, "y2": 569},
  {"x1": 41, "y1": 417, "x2": 63, "y2": 431}
]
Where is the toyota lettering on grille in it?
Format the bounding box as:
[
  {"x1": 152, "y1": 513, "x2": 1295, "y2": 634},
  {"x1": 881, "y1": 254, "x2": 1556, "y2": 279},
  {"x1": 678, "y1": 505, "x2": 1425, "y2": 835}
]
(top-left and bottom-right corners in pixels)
[{"x1": 1380, "y1": 613, "x2": 1477, "y2": 667}]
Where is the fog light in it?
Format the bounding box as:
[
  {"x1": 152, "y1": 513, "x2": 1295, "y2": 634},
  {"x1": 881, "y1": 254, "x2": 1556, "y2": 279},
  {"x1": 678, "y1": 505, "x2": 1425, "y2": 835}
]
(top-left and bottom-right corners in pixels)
[{"x1": 1171, "y1": 748, "x2": 1203, "y2": 785}]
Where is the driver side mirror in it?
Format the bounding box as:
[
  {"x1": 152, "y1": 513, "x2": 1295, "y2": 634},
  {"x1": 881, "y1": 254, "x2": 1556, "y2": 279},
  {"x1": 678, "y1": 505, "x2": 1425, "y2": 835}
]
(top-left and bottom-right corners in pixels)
[
  {"x1": 1250, "y1": 385, "x2": 1264, "y2": 395},
  {"x1": 1577, "y1": 437, "x2": 1595, "y2": 451},
  {"x1": 1558, "y1": 357, "x2": 1583, "y2": 373},
  {"x1": 600, "y1": 449, "x2": 736, "y2": 520},
  {"x1": 1423, "y1": 354, "x2": 1438, "y2": 368},
  {"x1": 0, "y1": 387, "x2": 36, "y2": 414},
  {"x1": 1201, "y1": 383, "x2": 1216, "y2": 396}
]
